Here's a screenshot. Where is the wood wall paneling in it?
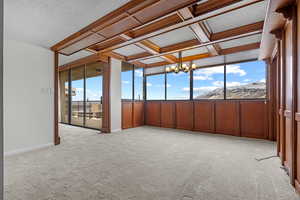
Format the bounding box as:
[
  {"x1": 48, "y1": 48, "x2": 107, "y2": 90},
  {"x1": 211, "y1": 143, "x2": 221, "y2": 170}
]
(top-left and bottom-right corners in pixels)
[
  {"x1": 194, "y1": 101, "x2": 215, "y2": 133},
  {"x1": 175, "y1": 101, "x2": 194, "y2": 131},
  {"x1": 122, "y1": 101, "x2": 133, "y2": 129},
  {"x1": 133, "y1": 101, "x2": 145, "y2": 127},
  {"x1": 161, "y1": 102, "x2": 176, "y2": 128},
  {"x1": 296, "y1": 1, "x2": 300, "y2": 193},
  {"x1": 145, "y1": 101, "x2": 161, "y2": 126},
  {"x1": 215, "y1": 101, "x2": 240, "y2": 136},
  {"x1": 240, "y1": 101, "x2": 267, "y2": 139},
  {"x1": 284, "y1": 21, "x2": 293, "y2": 173}
]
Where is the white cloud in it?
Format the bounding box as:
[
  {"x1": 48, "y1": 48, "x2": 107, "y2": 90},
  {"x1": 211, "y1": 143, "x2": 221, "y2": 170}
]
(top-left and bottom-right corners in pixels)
[
  {"x1": 226, "y1": 65, "x2": 246, "y2": 76},
  {"x1": 213, "y1": 81, "x2": 224, "y2": 87},
  {"x1": 227, "y1": 82, "x2": 243, "y2": 87},
  {"x1": 182, "y1": 87, "x2": 190, "y2": 91},
  {"x1": 212, "y1": 81, "x2": 245, "y2": 87},
  {"x1": 135, "y1": 70, "x2": 143, "y2": 77},
  {"x1": 243, "y1": 79, "x2": 251, "y2": 82},
  {"x1": 193, "y1": 75, "x2": 213, "y2": 81},
  {"x1": 122, "y1": 80, "x2": 130, "y2": 84},
  {"x1": 146, "y1": 83, "x2": 152, "y2": 87},
  {"x1": 183, "y1": 86, "x2": 218, "y2": 92},
  {"x1": 193, "y1": 65, "x2": 246, "y2": 81},
  {"x1": 193, "y1": 86, "x2": 218, "y2": 92},
  {"x1": 260, "y1": 78, "x2": 266, "y2": 83},
  {"x1": 166, "y1": 84, "x2": 171, "y2": 88}
]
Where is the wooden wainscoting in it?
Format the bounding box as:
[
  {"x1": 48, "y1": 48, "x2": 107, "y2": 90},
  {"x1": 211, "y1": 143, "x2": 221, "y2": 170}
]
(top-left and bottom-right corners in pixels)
[
  {"x1": 175, "y1": 101, "x2": 194, "y2": 130},
  {"x1": 145, "y1": 100, "x2": 268, "y2": 139},
  {"x1": 194, "y1": 101, "x2": 215, "y2": 133},
  {"x1": 122, "y1": 101, "x2": 145, "y2": 129},
  {"x1": 122, "y1": 101, "x2": 133, "y2": 129},
  {"x1": 215, "y1": 101, "x2": 240, "y2": 136},
  {"x1": 161, "y1": 101, "x2": 176, "y2": 128},
  {"x1": 145, "y1": 101, "x2": 161, "y2": 126},
  {"x1": 133, "y1": 101, "x2": 144, "y2": 127},
  {"x1": 240, "y1": 101, "x2": 268, "y2": 139},
  {"x1": 144, "y1": 100, "x2": 268, "y2": 139}
]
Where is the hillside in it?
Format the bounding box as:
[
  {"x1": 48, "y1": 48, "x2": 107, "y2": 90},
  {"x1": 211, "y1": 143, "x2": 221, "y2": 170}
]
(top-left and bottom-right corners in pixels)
[{"x1": 195, "y1": 82, "x2": 266, "y2": 99}]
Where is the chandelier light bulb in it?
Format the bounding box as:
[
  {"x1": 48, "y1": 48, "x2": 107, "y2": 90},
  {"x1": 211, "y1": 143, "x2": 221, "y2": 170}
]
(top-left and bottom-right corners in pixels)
[
  {"x1": 192, "y1": 63, "x2": 197, "y2": 69},
  {"x1": 166, "y1": 67, "x2": 170, "y2": 72}
]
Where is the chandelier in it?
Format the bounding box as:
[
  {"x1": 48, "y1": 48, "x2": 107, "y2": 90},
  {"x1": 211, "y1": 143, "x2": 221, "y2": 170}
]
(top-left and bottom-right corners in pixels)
[{"x1": 165, "y1": 51, "x2": 197, "y2": 73}]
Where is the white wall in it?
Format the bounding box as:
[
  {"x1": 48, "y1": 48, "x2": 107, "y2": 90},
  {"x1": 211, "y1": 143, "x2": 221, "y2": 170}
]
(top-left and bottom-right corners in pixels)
[
  {"x1": 110, "y1": 58, "x2": 122, "y2": 132},
  {"x1": 4, "y1": 39, "x2": 54, "y2": 154}
]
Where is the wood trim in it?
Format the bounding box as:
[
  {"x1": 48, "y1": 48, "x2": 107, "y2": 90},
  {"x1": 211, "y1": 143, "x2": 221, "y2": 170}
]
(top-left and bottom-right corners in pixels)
[
  {"x1": 54, "y1": 52, "x2": 60, "y2": 145},
  {"x1": 211, "y1": 21, "x2": 264, "y2": 41},
  {"x1": 52, "y1": 0, "x2": 199, "y2": 55},
  {"x1": 59, "y1": 53, "x2": 109, "y2": 71},
  {"x1": 146, "y1": 42, "x2": 260, "y2": 68},
  {"x1": 290, "y1": 3, "x2": 297, "y2": 186},
  {"x1": 99, "y1": 0, "x2": 264, "y2": 53},
  {"x1": 101, "y1": 59, "x2": 111, "y2": 133},
  {"x1": 129, "y1": 22, "x2": 263, "y2": 62}
]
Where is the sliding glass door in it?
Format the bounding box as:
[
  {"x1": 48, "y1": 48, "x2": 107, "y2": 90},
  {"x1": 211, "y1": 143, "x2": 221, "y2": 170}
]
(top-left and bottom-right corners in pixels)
[
  {"x1": 71, "y1": 66, "x2": 84, "y2": 126},
  {"x1": 85, "y1": 62, "x2": 103, "y2": 129}
]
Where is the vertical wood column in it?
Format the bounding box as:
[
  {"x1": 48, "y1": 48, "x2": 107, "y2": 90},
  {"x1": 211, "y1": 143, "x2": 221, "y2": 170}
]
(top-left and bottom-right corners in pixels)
[
  {"x1": 54, "y1": 52, "x2": 60, "y2": 145},
  {"x1": 101, "y1": 58, "x2": 111, "y2": 133},
  {"x1": 290, "y1": 4, "x2": 298, "y2": 187},
  {"x1": 271, "y1": 27, "x2": 286, "y2": 165}
]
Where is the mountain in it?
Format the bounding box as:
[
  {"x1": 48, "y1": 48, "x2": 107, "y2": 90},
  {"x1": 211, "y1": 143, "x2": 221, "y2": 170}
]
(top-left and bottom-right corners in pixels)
[{"x1": 195, "y1": 82, "x2": 266, "y2": 99}]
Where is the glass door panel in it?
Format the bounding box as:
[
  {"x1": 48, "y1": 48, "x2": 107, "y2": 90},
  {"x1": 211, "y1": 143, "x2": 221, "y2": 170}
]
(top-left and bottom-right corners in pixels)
[
  {"x1": 59, "y1": 71, "x2": 69, "y2": 123},
  {"x1": 71, "y1": 66, "x2": 84, "y2": 126},
  {"x1": 85, "y1": 62, "x2": 103, "y2": 129}
]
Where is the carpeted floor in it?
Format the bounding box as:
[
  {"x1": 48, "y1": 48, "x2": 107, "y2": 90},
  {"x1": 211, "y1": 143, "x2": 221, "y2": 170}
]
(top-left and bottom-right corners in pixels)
[{"x1": 4, "y1": 125, "x2": 300, "y2": 200}]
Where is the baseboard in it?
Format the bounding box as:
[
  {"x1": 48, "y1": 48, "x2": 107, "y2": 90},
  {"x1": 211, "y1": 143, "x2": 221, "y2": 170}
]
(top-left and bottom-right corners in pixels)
[
  {"x1": 111, "y1": 128, "x2": 122, "y2": 133},
  {"x1": 4, "y1": 143, "x2": 54, "y2": 157},
  {"x1": 295, "y1": 180, "x2": 300, "y2": 195}
]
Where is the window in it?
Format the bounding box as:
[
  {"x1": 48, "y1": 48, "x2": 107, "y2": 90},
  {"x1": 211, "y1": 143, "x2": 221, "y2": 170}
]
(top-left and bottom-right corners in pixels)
[
  {"x1": 59, "y1": 70, "x2": 69, "y2": 123},
  {"x1": 225, "y1": 61, "x2": 266, "y2": 99},
  {"x1": 193, "y1": 66, "x2": 225, "y2": 99},
  {"x1": 121, "y1": 62, "x2": 133, "y2": 99},
  {"x1": 134, "y1": 66, "x2": 144, "y2": 100},
  {"x1": 167, "y1": 71, "x2": 190, "y2": 100},
  {"x1": 85, "y1": 62, "x2": 103, "y2": 129},
  {"x1": 71, "y1": 66, "x2": 85, "y2": 126},
  {"x1": 146, "y1": 74, "x2": 165, "y2": 100}
]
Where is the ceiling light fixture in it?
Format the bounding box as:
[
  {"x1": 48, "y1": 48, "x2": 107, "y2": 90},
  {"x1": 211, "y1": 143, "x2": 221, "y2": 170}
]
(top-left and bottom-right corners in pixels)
[{"x1": 165, "y1": 51, "x2": 197, "y2": 73}]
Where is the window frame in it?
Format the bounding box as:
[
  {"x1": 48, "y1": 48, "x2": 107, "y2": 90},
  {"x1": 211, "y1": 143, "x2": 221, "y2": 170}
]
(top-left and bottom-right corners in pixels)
[{"x1": 144, "y1": 59, "x2": 267, "y2": 101}]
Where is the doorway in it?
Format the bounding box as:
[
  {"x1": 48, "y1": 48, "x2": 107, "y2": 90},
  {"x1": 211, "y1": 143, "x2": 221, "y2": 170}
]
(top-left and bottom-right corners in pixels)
[{"x1": 59, "y1": 61, "x2": 104, "y2": 130}]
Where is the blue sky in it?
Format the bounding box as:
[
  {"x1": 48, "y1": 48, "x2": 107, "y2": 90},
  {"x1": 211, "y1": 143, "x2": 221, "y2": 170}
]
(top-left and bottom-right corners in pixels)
[{"x1": 70, "y1": 60, "x2": 266, "y2": 101}]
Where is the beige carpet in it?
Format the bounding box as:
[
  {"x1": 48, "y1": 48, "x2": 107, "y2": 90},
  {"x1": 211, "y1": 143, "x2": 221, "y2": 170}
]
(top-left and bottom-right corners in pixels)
[{"x1": 4, "y1": 124, "x2": 300, "y2": 200}]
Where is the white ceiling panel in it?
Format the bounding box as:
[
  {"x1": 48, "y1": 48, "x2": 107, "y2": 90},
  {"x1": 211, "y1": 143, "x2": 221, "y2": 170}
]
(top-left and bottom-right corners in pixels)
[
  {"x1": 145, "y1": 66, "x2": 165, "y2": 75},
  {"x1": 182, "y1": 47, "x2": 208, "y2": 57},
  {"x1": 219, "y1": 34, "x2": 261, "y2": 49},
  {"x1": 149, "y1": 27, "x2": 196, "y2": 47},
  {"x1": 205, "y1": 1, "x2": 267, "y2": 33},
  {"x1": 142, "y1": 57, "x2": 165, "y2": 64},
  {"x1": 4, "y1": 0, "x2": 131, "y2": 48},
  {"x1": 59, "y1": 50, "x2": 92, "y2": 66},
  {"x1": 193, "y1": 49, "x2": 259, "y2": 67},
  {"x1": 114, "y1": 44, "x2": 145, "y2": 56},
  {"x1": 225, "y1": 49, "x2": 259, "y2": 63}
]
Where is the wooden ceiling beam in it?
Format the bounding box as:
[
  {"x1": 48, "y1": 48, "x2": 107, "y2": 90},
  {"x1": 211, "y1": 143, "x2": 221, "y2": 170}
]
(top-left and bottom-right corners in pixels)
[
  {"x1": 127, "y1": 21, "x2": 263, "y2": 62},
  {"x1": 100, "y1": 0, "x2": 263, "y2": 53},
  {"x1": 177, "y1": 7, "x2": 219, "y2": 55},
  {"x1": 120, "y1": 34, "x2": 177, "y2": 63},
  {"x1": 211, "y1": 21, "x2": 264, "y2": 41},
  {"x1": 51, "y1": 0, "x2": 199, "y2": 54},
  {"x1": 146, "y1": 42, "x2": 260, "y2": 68}
]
